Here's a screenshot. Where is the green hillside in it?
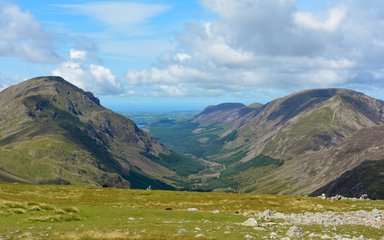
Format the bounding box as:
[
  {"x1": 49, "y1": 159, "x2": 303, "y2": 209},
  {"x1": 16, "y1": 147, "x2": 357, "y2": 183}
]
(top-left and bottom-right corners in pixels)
[
  {"x1": 149, "y1": 89, "x2": 384, "y2": 197},
  {"x1": 0, "y1": 76, "x2": 203, "y2": 189}
]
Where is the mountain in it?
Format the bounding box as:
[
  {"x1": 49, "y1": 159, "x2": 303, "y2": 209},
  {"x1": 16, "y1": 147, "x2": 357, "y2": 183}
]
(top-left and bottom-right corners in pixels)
[
  {"x1": 149, "y1": 88, "x2": 384, "y2": 198},
  {"x1": 192, "y1": 103, "x2": 253, "y2": 126},
  {"x1": 0, "y1": 76, "x2": 203, "y2": 189}
]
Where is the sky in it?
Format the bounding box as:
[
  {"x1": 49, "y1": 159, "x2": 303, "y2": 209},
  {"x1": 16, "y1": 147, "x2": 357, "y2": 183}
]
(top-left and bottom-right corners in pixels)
[{"x1": 1, "y1": 0, "x2": 384, "y2": 111}]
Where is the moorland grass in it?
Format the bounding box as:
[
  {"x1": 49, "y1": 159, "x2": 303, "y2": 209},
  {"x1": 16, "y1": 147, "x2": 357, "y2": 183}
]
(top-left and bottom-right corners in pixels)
[{"x1": 0, "y1": 183, "x2": 383, "y2": 239}]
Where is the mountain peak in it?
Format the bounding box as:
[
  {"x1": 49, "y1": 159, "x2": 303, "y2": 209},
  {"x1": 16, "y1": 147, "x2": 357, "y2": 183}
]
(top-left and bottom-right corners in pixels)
[{"x1": 0, "y1": 76, "x2": 193, "y2": 189}]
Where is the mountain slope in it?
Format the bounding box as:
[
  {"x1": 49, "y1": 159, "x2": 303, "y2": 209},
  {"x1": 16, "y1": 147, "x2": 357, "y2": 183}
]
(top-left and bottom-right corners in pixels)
[
  {"x1": 149, "y1": 88, "x2": 384, "y2": 197},
  {"x1": 0, "y1": 76, "x2": 203, "y2": 189}
]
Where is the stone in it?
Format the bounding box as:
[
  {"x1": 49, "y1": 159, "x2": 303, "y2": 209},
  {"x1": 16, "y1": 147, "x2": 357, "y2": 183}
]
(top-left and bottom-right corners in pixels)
[
  {"x1": 188, "y1": 208, "x2": 199, "y2": 212},
  {"x1": 360, "y1": 194, "x2": 368, "y2": 200},
  {"x1": 286, "y1": 226, "x2": 303, "y2": 238},
  {"x1": 332, "y1": 195, "x2": 344, "y2": 200},
  {"x1": 195, "y1": 234, "x2": 205, "y2": 238},
  {"x1": 269, "y1": 232, "x2": 278, "y2": 239},
  {"x1": 178, "y1": 228, "x2": 186, "y2": 234},
  {"x1": 253, "y1": 227, "x2": 266, "y2": 231},
  {"x1": 244, "y1": 234, "x2": 255, "y2": 240},
  {"x1": 241, "y1": 218, "x2": 258, "y2": 227}
]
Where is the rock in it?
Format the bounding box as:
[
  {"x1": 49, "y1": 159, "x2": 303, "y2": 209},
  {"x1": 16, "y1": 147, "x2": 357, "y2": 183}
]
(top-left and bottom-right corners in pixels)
[
  {"x1": 269, "y1": 232, "x2": 278, "y2": 239},
  {"x1": 211, "y1": 210, "x2": 220, "y2": 214},
  {"x1": 195, "y1": 234, "x2": 205, "y2": 238},
  {"x1": 241, "y1": 218, "x2": 258, "y2": 227},
  {"x1": 332, "y1": 195, "x2": 344, "y2": 200},
  {"x1": 286, "y1": 226, "x2": 303, "y2": 238},
  {"x1": 244, "y1": 234, "x2": 255, "y2": 240},
  {"x1": 253, "y1": 227, "x2": 266, "y2": 231},
  {"x1": 281, "y1": 238, "x2": 291, "y2": 240},
  {"x1": 320, "y1": 193, "x2": 326, "y2": 199},
  {"x1": 262, "y1": 209, "x2": 275, "y2": 218},
  {"x1": 178, "y1": 228, "x2": 186, "y2": 234},
  {"x1": 165, "y1": 207, "x2": 172, "y2": 211},
  {"x1": 360, "y1": 194, "x2": 368, "y2": 200},
  {"x1": 320, "y1": 235, "x2": 332, "y2": 239},
  {"x1": 128, "y1": 217, "x2": 135, "y2": 221},
  {"x1": 188, "y1": 208, "x2": 199, "y2": 212}
]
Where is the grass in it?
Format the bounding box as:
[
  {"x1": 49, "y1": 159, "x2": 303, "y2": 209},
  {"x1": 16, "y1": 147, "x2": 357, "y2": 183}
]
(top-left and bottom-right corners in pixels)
[{"x1": 0, "y1": 183, "x2": 383, "y2": 239}]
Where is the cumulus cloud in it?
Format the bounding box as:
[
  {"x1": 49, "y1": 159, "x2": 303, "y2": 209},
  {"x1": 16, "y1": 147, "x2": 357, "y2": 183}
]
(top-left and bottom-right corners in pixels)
[
  {"x1": 125, "y1": 0, "x2": 384, "y2": 98},
  {"x1": 52, "y1": 49, "x2": 121, "y2": 95},
  {"x1": 0, "y1": 1, "x2": 59, "y2": 62}
]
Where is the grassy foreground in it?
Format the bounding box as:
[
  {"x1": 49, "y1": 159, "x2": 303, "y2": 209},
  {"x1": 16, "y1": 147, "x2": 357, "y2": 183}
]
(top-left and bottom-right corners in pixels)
[{"x1": 0, "y1": 183, "x2": 383, "y2": 239}]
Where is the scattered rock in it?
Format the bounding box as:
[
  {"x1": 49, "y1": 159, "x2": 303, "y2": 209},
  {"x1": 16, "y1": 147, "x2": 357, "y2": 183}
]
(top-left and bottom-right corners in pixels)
[
  {"x1": 128, "y1": 217, "x2": 135, "y2": 221},
  {"x1": 241, "y1": 218, "x2": 258, "y2": 227},
  {"x1": 195, "y1": 233, "x2": 205, "y2": 238},
  {"x1": 211, "y1": 210, "x2": 220, "y2": 214},
  {"x1": 320, "y1": 193, "x2": 326, "y2": 199},
  {"x1": 178, "y1": 228, "x2": 186, "y2": 234},
  {"x1": 259, "y1": 209, "x2": 384, "y2": 229},
  {"x1": 286, "y1": 226, "x2": 303, "y2": 238},
  {"x1": 188, "y1": 208, "x2": 199, "y2": 212}
]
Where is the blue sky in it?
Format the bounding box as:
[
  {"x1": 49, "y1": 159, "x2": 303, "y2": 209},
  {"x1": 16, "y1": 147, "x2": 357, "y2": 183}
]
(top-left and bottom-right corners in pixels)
[{"x1": 1, "y1": 0, "x2": 384, "y2": 111}]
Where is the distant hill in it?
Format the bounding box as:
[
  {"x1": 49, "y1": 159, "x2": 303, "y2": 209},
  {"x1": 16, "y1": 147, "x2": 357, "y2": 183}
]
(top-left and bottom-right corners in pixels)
[
  {"x1": 0, "y1": 76, "x2": 203, "y2": 189},
  {"x1": 150, "y1": 88, "x2": 384, "y2": 198}
]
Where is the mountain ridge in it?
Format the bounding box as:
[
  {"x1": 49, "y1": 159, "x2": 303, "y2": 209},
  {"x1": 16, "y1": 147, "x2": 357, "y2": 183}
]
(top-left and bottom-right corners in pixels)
[
  {"x1": 0, "y1": 76, "x2": 203, "y2": 189},
  {"x1": 149, "y1": 88, "x2": 384, "y2": 198}
]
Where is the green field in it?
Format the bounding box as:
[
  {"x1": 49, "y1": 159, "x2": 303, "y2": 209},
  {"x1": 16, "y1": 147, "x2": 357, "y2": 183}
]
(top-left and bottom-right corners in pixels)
[{"x1": 0, "y1": 183, "x2": 383, "y2": 239}]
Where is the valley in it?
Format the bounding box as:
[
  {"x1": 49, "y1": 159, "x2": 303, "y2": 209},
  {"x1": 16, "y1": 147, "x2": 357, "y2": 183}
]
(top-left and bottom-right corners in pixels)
[
  {"x1": 148, "y1": 90, "x2": 384, "y2": 198},
  {"x1": 0, "y1": 77, "x2": 383, "y2": 200}
]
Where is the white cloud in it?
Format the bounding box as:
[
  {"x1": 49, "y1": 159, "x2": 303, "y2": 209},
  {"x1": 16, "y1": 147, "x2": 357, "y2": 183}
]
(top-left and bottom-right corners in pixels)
[
  {"x1": 293, "y1": 7, "x2": 346, "y2": 32},
  {"x1": 56, "y1": 2, "x2": 168, "y2": 33},
  {"x1": 70, "y1": 49, "x2": 86, "y2": 60},
  {"x1": 124, "y1": 0, "x2": 384, "y2": 98},
  {"x1": 52, "y1": 49, "x2": 121, "y2": 95},
  {"x1": 0, "y1": 1, "x2": 59, "y2": 62}
]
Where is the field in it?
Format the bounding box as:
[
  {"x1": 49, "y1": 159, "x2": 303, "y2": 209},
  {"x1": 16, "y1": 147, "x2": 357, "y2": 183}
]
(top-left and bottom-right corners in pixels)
[{"x1": 1, "y1": 183, "x2": 383, "y2": 239}]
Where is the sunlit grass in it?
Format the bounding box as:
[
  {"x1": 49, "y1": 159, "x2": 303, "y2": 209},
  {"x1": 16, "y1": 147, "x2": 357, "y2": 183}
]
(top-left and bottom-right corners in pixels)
[{"x1": 0, "y1": 183, "x2": 383, "y2": 239}]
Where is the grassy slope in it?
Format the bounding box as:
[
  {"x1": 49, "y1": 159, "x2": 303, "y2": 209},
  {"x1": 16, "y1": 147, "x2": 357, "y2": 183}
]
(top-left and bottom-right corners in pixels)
[
  {"x1": 0, "y1": 77, "x2": 200, "y2": 189},
  {"x1": 0, "y1": 184, "x2": 383, "y2": 240}
]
